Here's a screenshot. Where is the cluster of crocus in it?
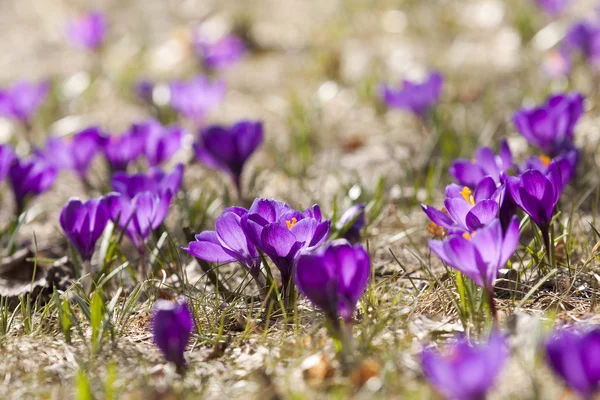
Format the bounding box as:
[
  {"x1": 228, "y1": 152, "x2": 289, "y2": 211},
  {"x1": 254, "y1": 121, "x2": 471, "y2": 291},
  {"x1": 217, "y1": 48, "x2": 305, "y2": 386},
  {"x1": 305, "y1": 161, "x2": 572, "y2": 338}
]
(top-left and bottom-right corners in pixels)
[
  {"x1": 0, "y1": 80, "x2": 49, "y2": 126},
  {"x1": 380, "y1": 71, "x2": 443, "y2": 117},
  {"x1": 421, "y1": 330, "x2": 508, "y2": 400},
  {"x1": 65, "y1": 11, "x2": 107, "y2": 52},
  {"x1": 152, "y1": 299, "x2": 194, "y2": 372},
  {"x1": 169, "y1": 76, "x2": 226, "y2": 125},
  {"x1": 193, "y1": 32, "x2": 245, "y2": 71},
  {"x1": 194, "y1": 120, "x2": 263, "y2": 198},
  {"x1": 185, "y1": 198, "x2": 330, "y2": 297}
]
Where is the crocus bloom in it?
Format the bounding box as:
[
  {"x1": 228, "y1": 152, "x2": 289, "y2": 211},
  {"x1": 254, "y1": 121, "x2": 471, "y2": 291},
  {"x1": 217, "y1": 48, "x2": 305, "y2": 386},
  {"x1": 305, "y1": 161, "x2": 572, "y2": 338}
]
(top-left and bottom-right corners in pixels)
[
  {"x1": 152, "y1": 299, "x2": 194, "y2": 371},
  {"x1": 449, "y1": 140, "x2": 513, "y2": 188},
  {"x1": 380, "y1": 72, "x2": 443, "y2": 116},
  {"x1": 194, "y1": 33, "x2": 245, "y2": 70},
  {"x1": 111, "y1": 163, "x2": 184, "y2": 199},
  {"x1": 194, "y1": 120, "x2": 263, "y2": 196},
  {"x1": 0, "y1": 80, "x2": 49, "y2": 124},
  {"x1": 562, "y1": 21, "x2": 600, "y2": 66},
  {"x1": 183, "y1": 207, "x2": 260, "y2": 278},
  {"x1": 241, "y1": 198, "x2": 330, "y2": 289},
  {"x1": 133, "y1": 120, "x2": 184, "y2": 167},
  {"x1": 521, "y1": 149, "x2": 577, "y2": 189},
  {"x1": 60, "y1": 197, "x2": 108, "y2": 261},
  {"x1": 295, "y1": 240, "x2": 370, "y2": 322},
  {"x1": 103, "y1": 127, "x2": 146, "y2": 171},
  {"x1": 513, "y1": 92, "x2": 584, "y2": 157},
  {"x1": 169, "y1": 76, "x2": 226, "y2": 124},
  {"x1": 545, "y1": 327, "x2": 600, "y2": 399},
  {"x1": 0, "y1": 144, "x2": 15, "y2": 183},
  {"x1": 429, "y1": 217, "x2": 519, "y2": 290},
  {"x1": 336, "y1": 203, "x2": 366, "y2": 243},
  {"x1": 105, "y1": 190, "x2": 172, "y2": 252},
  {"x1": 422, "y1": 177, "x2": 500, "y2": 233},
  {"x1": 134, "y1": 79, "x2": 154, "y2": 104},
  {"x1": 66, "y1": 11, "x2": 107, "y2": 51},
  {"x1": 421, "y1": 330, "x2": 508, "y2": 400},
  {"x1": 9, "y1": 155, "x2": 57, "y2": 214},
  {"x1": 536, "y1": 0, "x2": 569, "y2": 15},
  {"x1": 39, "y1": 126, "x2": 107, "y2": 178},
  {"x1": 507, "y1": 162, "x2": 562, "y2": 236}
]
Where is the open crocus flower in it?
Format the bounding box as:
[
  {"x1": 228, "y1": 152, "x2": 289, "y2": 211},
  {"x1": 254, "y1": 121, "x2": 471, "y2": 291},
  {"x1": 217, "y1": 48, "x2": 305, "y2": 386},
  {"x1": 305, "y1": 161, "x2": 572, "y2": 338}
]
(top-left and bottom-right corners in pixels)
[
  {"x1": 336, "y1": 203, "x2": 366, "y2": 243},
  {"x1": 66, "y1": 11, "x2": 106, "y2": 51},
  {"x1": 513, "y1": 92, "x2": 584, "y2": 158},
  {"x1": 184, "y1": 207, "x2": 260, "y2": 278},
  {"x1": 60, "y1": 197, "x2": 108, "y2": 262},
  {"x1": 241, "y1": 198, "x2": 330, "y2": 290},
  {"x1": 429, "y1": 217, "x2": 519, "y2": 290},
  {"x1": 421, "y1": 330, "x2": 508, "y2": 400},
  {"x1": 39, "y1": 126, "x2": 107, "y2": 179},
  {"x1": 545, "y1": 327, "x2": 600, "y2": 399},
  {"x1": 152, "y1": 299, "x2": 194, "y2": 372},
  {"x1": 0, "y1": 80, "x2": 49, "y2": 125},
  {"x1": 422, "y1": 177, "x2": 500, "y2": 233},
  {"x1": 133, "y1": 120, "x2": 184, "y2": 167},
  {"x1": 521, "y1": 149, "x2": 577, "y2": 189},
  {"x1": 449, "y1": 140, "x2": 513, "y2": 188},
  {"x1": 194, "y1": 120, "x2": 263, "y2": 197},
  {"x1": 0, "y1": 144, "x2": 15, "y2": 183},
  {"x1": 111, "y1": 163, "x2": 184, "y2": 199},
  {"x1": 295, "y1": 240, "x2": 370, "y2": 323},
  {"x1": 194, "y1": 32, "x2": 245, "y2": 70},
  {"x1": 9, "y1": 155, "x2": 57, "y2": 214},
  {"x1": 103, "y1": 127, "x2": 146, "y2": 171},
  {"x1": 380, "y1": 71, "x2": 443, "y2": 117},
  {"x1": 169, "y1": 76, "x2": 226, "y2": 124}
]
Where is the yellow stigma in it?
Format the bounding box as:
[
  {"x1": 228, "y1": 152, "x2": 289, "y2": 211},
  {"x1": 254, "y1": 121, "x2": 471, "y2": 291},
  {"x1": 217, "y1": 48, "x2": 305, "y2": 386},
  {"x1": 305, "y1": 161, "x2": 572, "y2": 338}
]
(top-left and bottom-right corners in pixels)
[
  {"x1": 462, "y1": 232, "x2": 472, "y2": 240},
  {"x1": 286, "y1": 217, "x2": 298, "y2": 230},
  {"x1": 460, "y1": 187, "x2": 475, "y2": 206},
  {"x1": 539, "y1": 155, "x2": 551, "y2": 167}
]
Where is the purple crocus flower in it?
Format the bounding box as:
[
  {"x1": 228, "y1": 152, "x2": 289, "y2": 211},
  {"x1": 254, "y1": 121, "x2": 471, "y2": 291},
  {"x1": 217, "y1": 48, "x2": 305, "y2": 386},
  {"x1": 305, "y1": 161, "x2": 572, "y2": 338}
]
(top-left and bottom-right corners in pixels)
[
  {"x1": 152, "y1": 299, "x2": 194, "y2": 371},
  {"x1": 194, "y1": 120, "x2": 263, "y2": 197},
  {"x1": 103, "y1": 127, "x2": 146, "y2": 171},
  {"x1": 39, "y1": 126, "x2": 107, "y2": 179},
  {"x1": 183, "y1": 206, "x2": 260, "y2": 278},
  {"x1": 60, "y1": 197, "x2": 108, "y2": 261},
  {"x1": 336, "y1": 203, "x2": 366, "y2": 243},
  {"x1": 422, "y1": 177, "x2": 500, "y2": 233},
  {"x1": 133, "y1": 120, "x2": 184, "y2": 167},
  {"x1": 66, "y1": 11, "x2": 107, "y2": 51},
  {"x1": 449, "y1": 140, "x2": 513, "y2": 188},
  {"x1": 562, "y1": 21, "x2": 600, "y2": 67},
  {"x1": 295, "y1": 240, "x2": 370, "y2": 323},
  {"x1": 536, "y1": 0, "x2": 569, "y2": 16},
  {"x1": 513, "y1": 92, "x2": 584, "y2": 157},
  {"x1": 169, "y1": 76, "x2": 226, "y2": 124},
  {"x1": 380, "y1": 72, "x2": 443, "y2": 116},
  {"x1": 241, "y1": 198, "x2": 330, "y2": 290},
  {"x1": 0, "y1": 80, "x2": 49, "y2": 125},
  {"x1": 428, "y1": 217, "x2": 519, "y2": 291},
  {"x1": 421, "y1": 330, "x2": 508, "y2": 400},
  {"x1": 9, "y1": 155, "x2": 57, "y2": 214},
  {"x1": 507, "y1": 161, "x2": 562, "y2": 242},
  {"x1": 545, "y1": 327, "x2": 600, "y2": 399},
  {"x1": 111, "y1": 163, "x2": 184, "y2": 199},
  {"x1": 105, "y1": 190, "x2": 172, "y2": 253},
  {"x1": 194, "y1": 33, "x2": 245, "y2": 70},
  {"x1": 0, "y1": 144, "x2": 15, "y2": 183},
  {"x1": 134, "y1": 79, "x2": 154, "y2": 104}
]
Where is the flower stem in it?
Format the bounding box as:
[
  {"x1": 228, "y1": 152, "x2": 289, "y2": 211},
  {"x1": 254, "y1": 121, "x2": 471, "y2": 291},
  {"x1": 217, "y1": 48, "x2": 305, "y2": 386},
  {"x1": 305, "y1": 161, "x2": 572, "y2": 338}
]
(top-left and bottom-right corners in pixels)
[
  {"x1": 331, "y1": 318, "x2": 355, "y2": 376},
  {"x1": 487, "y1": 288, "x2": 497, "y2": 321},
  {"x1": 541, "y1": 225, "x2": 555, "y2": 270}
]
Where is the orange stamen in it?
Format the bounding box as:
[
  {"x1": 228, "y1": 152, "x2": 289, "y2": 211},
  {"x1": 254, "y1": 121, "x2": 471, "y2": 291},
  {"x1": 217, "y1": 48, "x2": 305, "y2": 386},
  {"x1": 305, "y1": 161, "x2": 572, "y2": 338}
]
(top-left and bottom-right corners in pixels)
[{"x1": 286, "y1": 217, "x2": 298, "y2": 230}]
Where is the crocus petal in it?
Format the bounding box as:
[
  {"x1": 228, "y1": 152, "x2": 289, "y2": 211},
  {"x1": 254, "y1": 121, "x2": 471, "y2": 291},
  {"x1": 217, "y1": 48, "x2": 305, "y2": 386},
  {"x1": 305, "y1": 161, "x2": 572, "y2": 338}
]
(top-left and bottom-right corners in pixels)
[
  {"x1": 421, "y1": 204, "x2": 454, "y2": 229},
  {"x1": 261, "y1": 223, "x2": 298, "y2": 258},
  {"x1": 465, "y1": 200, "x2": 498, "y2": 231}
]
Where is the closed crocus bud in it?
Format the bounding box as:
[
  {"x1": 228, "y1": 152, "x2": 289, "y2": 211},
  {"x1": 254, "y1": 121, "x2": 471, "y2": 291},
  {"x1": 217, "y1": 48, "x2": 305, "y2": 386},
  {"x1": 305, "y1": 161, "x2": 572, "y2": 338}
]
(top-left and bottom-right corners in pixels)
[
  {"x1": 132, "y1": 120, "x2": 184, "y2": 167},
  {"x1": 60, "y1": 197, "x2": 108, "y2": 261},
  {"x1": 0, "y1": 80, "x2": 49, "y2": 125},
  {"x1": 421, "y1": 330, "x2": 508, "y2": 400},
  {"x1": 169, "y1": 76, "x2": 226, "y2": 125},
  {"x1": 152, "y1": 299, "x2": 194, "y2": 372},
  {"x1": 103, "y1": 126, "x2": 147, "y2": 172},
  {"x1": 295, "y1": 240, "x2": 370, "y2": 323},
  {"x1": 545, "y1": 327, "x2": 600, "y2": 398},
  {"x1": 111, "y1": 163, "x2": 184, "y2": 199},
  {"x1": 336, "y1": 203, "x2": 366, "y2": 243},
  {"x1": 134, "y1": 79, "x2": 155, "y2": 104},
  {"x1": 9, "y1": 155, "x2": 57, "y2": 214},
  {"x1": 380, "y1": 71, "x2": 443, "y2": 117},
  {"x1": 193, "y1": 32, "x2": 245, "y2": 70},
  {"x1": 194, "y1": 120, "x2": 263, "y2": 198},
  {"x1": 66, "y1": 11, "x2": 107, "y2": 51}
]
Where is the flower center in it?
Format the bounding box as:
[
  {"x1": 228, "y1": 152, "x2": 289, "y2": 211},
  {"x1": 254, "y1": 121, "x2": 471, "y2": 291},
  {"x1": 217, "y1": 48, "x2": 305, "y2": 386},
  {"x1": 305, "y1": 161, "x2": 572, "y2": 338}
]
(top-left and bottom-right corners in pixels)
[
  {"x1": 286, "y1": 217, "x2": 298, "y2": 230},
  {"x1": 539, "y1": 155, "x2": 551, "y2": 167},
  {"x1": 460, "y1": 187, "x2": 475, "y2": 206},
  {"x1": 462, "y1": 232, "x2": 472, "y2": 241}
]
